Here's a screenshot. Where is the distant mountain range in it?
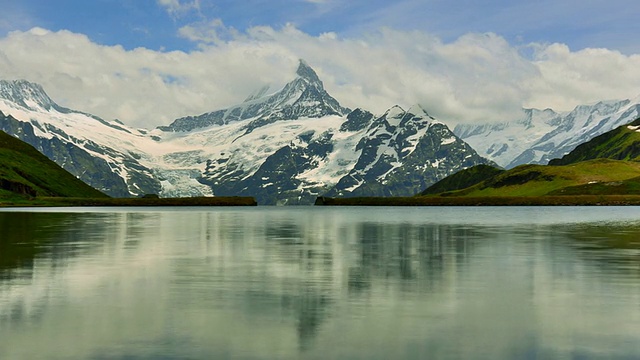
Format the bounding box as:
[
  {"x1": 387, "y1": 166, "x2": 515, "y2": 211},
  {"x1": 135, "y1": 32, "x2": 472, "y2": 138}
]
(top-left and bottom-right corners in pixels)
[
  {"x1": 454, "y1": 99, "x2": 640, "y2": 168},
  {"x1": 0, "y1": 61, "x2": 493, "y2": 204},
  {"x1": 422, "y1": 116, "x2": 640, "y2": 198}
]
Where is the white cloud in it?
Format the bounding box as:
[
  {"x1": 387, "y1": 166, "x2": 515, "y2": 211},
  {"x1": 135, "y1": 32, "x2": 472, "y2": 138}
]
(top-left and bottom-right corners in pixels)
[
  {"x1": 525, "y1": 44, "x2": 640, "y2": 110},
  {"x1": 157, "y1": 0, "x2": 201, "y2": 18},
  {"x1": 0, "y1": 27, "x2": 298, "y2": 128},
  {"x1": 0, "y1": 25, "x2": 639, "y2": 129},
  {"x1": 178, "y1": 19, "x2": 238, "y2": 45}
]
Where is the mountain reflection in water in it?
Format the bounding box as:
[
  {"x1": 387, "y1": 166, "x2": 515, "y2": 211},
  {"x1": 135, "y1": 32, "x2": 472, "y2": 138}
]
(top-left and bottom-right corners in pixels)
[{"x1": 0, "y1": 207, "x2": 639, "y2": 359}]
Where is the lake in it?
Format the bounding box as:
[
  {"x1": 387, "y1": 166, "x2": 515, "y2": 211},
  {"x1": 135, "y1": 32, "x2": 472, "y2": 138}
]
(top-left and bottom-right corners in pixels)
[{"x1": 1, "y1": 206, "x2": 639, "y2": 359}]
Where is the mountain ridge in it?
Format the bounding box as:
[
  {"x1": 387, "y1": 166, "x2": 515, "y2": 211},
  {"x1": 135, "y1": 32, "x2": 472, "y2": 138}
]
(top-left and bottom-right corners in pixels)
[
  {"x1": 0, "y1": 81, "x2": 163, "y2": 198},
  {"x1": 421, "y1": 116, "x2": 640, "y2": 198},
  {"x1": 7, "y1": 60, "x2": 620, "y2": 204},
  {"x1": 548, "y1": 117, "x2": 640, "y2": 165},
  {"x1": 454, "y1": 98, "x2": 640, "y2": 168}
]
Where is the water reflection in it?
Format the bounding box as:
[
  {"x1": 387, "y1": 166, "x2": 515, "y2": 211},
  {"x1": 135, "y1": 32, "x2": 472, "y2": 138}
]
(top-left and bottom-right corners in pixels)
[
  {"x1": 0, "y1": 207, "x2": 639, "y2": 359},
  {"x1": 555, "y1": 223, "x2": 640, "y2": 284},
  {"x1": 0, "y1": 212, "x2": 114, "y2": 280}
]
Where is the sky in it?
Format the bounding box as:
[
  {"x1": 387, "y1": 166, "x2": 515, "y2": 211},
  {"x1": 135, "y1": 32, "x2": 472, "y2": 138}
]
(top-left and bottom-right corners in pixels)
[{"x1": 1, "y1": 0, "x2": 640, "y2": 128}]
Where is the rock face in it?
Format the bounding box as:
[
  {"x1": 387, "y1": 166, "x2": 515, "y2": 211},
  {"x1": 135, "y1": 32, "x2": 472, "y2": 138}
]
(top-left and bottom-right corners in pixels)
[
  {"x1": 454, "y1": 99, "x2": 640, "y2": 168},
  {"x1": 198, "y1": 103, "x2": 493, "y2": 204},
  {"x1": 0, "y1": 61, "x2": 494, "y2": 204},
  {"x1": 324, "y1": 106, "x2": 491, "y2": 198},
  {"x1": 0, "y1": 81, "x2": 161, "y2": 197}
]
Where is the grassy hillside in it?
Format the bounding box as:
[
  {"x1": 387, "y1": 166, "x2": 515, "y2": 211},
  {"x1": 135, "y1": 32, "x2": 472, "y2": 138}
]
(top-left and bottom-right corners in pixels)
[
  {"x1": 420, "y1": 164, "x2": 504, "y2": 195},
  {"x1": 0, "y1": 131, "x2": 107, "y2": 200},
  {"x1": 317, "y1": 158, "x2": 640, "y2": 206},
  {"x1": 428, "y1": 159, "x2": 640, "y2": 197},
  {"x1": 416, "y1": 117, "x2": 640, "y2": 199},
  {"x1": 318, "y1": 118, "x2": 640, "y2": 205},
  {"x1": 549, "y1": 117, "x2": 640, "y2": 165}
]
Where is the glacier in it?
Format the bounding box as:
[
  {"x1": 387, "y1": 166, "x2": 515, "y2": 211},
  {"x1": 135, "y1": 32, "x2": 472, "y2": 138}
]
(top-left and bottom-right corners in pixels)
[{"x1": 0, "y1": 61, "x2": 496, "y2": 204}]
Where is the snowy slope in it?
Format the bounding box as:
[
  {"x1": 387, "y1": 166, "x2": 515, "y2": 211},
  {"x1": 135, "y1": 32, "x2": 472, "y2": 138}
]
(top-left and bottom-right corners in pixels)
[
  {"x1": 324, "y1": 105, "x2": 490, "y2": 198},
  {"x1": 0, "y1": 80, "x2": 156, "y2": 197},
  {"x1": 0, "y1": 61, "x2": 493, "y2": 204},
  {"x1": 149, "y1": 60, "x2": 494, "y2": 204},
  {"x1": 454, "y1": 99, "x2": 640, "y2": 168},
  {"x1": 0, "y1": 80, "x2": 211, "y2": 197}
]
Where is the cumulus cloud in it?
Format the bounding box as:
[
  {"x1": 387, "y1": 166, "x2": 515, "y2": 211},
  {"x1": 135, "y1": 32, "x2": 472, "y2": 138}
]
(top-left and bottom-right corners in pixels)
[
  {"x1": 526, "y1": 44, "x2": 640, "y2": 110},
  {"x1": 0, "y1": 27, "x2": 298, "y2": 128},
  {"x1": 0, "y1": 25, "x2": 639, "y2": 129}
]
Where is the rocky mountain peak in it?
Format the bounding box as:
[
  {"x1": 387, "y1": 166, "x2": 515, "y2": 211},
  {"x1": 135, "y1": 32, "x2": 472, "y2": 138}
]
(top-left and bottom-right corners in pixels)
[
  {"x1": 384, "y1": 105, "x2": 406, "y2": 118},
  {"x1": 407, "y1": 104, "x2": 431, "y2": 118},
  {"x1": 0, "y1": 79, "x2": 57, "y2": 111},
  {"x1": 159, "y1": 59, "x2": 350, "y2": 132},
  {"x1": 296, "y1": 59, "x2": 321, "y2": 84}
]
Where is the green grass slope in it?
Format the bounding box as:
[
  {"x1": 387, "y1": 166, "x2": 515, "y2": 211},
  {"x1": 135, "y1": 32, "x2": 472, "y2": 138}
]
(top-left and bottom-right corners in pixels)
[
  {"x1": 0, "y1": 131, "x2": 107, "y2": 200},
  {"x1": 319, "y1": 117, "x2": 640, "y2": 205},
  {"x1": 417, "y1": 117, "x2": 640, "y2": 198},
  {"x1": 438, "y1": 159, "x2": 640, "y2": 197},
  {"x1": 549, "y1": 117, "x2": 640, "y2": 165},
  {"x1": 318, "y1": 159, "x2": 640, "y2": 205},
  {"x1": 420, "y1": 164, "x2": 505, "y2": 195}
]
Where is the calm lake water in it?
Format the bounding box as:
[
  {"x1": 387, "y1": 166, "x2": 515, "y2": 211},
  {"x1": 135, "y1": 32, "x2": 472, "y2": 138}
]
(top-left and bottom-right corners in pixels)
[{"x1": 1, "y1": 206, "x2": 639, "y2": 359}]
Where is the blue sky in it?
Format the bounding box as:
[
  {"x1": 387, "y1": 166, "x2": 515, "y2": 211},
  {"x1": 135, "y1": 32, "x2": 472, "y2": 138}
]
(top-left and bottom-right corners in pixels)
[
  {"x1": 1, "y1": 0, "x2": 639, "y2": 128},
  {"x1": 3, "y1": 0, "x2": 639, "y2": 53}
]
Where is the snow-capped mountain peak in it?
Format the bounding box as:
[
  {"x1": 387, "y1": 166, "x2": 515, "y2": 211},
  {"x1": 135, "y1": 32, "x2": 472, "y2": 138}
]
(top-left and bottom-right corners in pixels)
[
  {"x1": 0, "y1": 63, "x2": 494, "y2": 205},
  {"x1": 384, "y1": 105, "x2": 405, "y2": 119},
  {"x1": 159, "y1": 59, "x2": 350, "y2": 133},
  {"x1": 295, "y1": 59, "x2": 322, "y2": 83},
  {"x1": 406, "y1": 104, "x2": 431, "y2": 117},
  {"x1": 0, "y1": 78, "x2": 171, "y2": 198},
  {"x1": 0, "y1": 79, "x2": 58, "y2": 111}
]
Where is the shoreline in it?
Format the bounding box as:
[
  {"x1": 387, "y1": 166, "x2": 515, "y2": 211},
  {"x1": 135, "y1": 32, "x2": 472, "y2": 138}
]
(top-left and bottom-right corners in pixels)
[
  {"x1": 0, "y1": 196, "x2": 258, "y2": 207},
  {"x1": 314, "y1": 195, "x2": 640, "y2": 206}
]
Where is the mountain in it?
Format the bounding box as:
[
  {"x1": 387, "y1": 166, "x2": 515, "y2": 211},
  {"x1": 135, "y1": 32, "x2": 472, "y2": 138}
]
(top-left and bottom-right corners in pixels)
[
  {"x1": 191, "y1": 103, "x2": 493, "y2": 204},
  {"x1": 421, "y1": 117, "x2": 640, "y2": 197},
  {"x1": 549, "y1": 117, "x2": 640, "y2": 165},
  {"x1": 153, "y1": 60, "x2": 494, "y2": 204},
  {"x1": 158, "y1": 60, "x2": 350, "y2": 133},
  {"x1": 322, "y1": 105, "x2": 492, "y2": 198},
  {"x1": 0, "y1": 80, "x2": 164, "y2": 197},
  {"x1": 454, "y1": 99, "x2": 640, "y2": 168},
  {"x1": 419, "y1": 159, "x2": 640, "y2": 198},
  {"x1": 0, "y1": 130, "x2": 107, "y2": 199},
  {"x1": 0, "y1": 61, "x2": 494, "y2": 204}
]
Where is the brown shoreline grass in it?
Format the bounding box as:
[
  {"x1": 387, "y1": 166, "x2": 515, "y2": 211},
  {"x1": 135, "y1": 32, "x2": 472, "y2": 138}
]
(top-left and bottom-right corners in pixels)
[
  {"x1": 0, "y1": 196, "x2": 258, "y2": 207},
  {"x1": 315, "y1": 195, "x2": 640, "y2": 206}
]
